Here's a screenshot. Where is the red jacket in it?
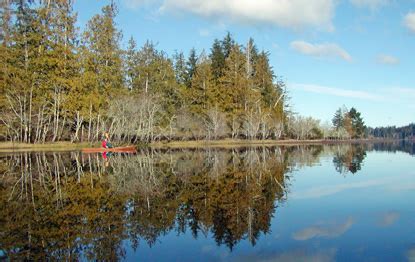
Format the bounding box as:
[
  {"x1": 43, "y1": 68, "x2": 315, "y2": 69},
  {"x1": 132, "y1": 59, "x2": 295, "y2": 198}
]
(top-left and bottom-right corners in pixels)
[{"x1": 102, "y1": 139, "x2": 107, "y2": 148}]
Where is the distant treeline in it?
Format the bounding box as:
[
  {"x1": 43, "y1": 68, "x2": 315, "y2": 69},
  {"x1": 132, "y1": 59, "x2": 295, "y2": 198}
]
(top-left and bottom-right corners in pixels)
[
  {"x1": 1, "y1": 1, "x2": 372, "y2": 144},
  {"x1": 367, "y1": 123, "x2": 415, "y2": 139}
]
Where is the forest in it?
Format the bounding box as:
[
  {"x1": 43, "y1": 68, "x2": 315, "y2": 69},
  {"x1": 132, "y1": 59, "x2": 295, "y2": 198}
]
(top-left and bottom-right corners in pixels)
[
  {"x1": 1, "y1": 1, "x2": 371, "y2": 144},
  {"x1": 367, "y1": 123, "x2": 415, "y2": 139}
]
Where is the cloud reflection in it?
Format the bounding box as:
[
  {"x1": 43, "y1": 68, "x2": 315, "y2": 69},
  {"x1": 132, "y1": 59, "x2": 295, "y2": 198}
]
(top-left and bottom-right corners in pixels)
[
  {"x1": 235, "y1": 248, "x2": 337, "y2": 262},
  {"x1": 377, "y1": 211, "x2": 400, "y2": 227},
  {"x1": 293, "y1": 217, "x2": 354, "y2": 241},
  {"x1": 292, "y1": 172, "x2": 415, "y2": 200},
  {"x1": 407, "y1": 247, "x2": 415, "y2": 262},
  {"x1": 291, "y1": 180, "x2": 383, "y2": 199}
]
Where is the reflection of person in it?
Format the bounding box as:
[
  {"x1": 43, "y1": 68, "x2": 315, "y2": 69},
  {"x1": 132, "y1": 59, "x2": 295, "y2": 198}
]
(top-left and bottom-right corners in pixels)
[
  {"x1": 102, "y1": 132, "x2": 113, "y2": 149},
  {"x1": 102, "y1": 152, "x2": 110, "y2": 167}
]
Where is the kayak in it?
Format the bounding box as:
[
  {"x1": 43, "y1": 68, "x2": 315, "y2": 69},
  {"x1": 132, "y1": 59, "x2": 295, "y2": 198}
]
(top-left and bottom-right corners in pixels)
[{"x1": 81, "y1": 146, "x2": 137, "y2": 153}]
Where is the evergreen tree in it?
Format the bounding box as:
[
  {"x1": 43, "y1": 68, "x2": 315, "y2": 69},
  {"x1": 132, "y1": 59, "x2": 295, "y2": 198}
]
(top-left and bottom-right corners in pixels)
[
  {"x1": 245, "y1": 38, "x2": 258, "y2": 79},
  {"x1": 219, "y1": 44, "x2": 249, "y2": 113},
  {"x1": 1, "y1": 0, "x2": 38, "y2": 142},
  {"x1": 136, "y1": 41, "x2": 181, "y2": 117},
  {"x1": 209, "y1": 39, "x2": 225, "y2": 84},
  {"x1": 136, "y1": 40, "x2": 158, "y2": 93},
  {"x1": 348, "y1": 107, "x2": 365, "y2": 138},
  {"x1": 1, "y1": 0, "x2": 80, "y2": 142},
  {"x1": 82, "y1": 4, "x2": 123, "y2": 96},
  {"x1": 124, "y1": 36, "x2": 139, "y2": 91},
  {"x1": 253, "y1": 51, "x2": 274, "y2": 106},
  {"x1": 173, "y1": 50, "x2": 187, "y2": 86},
  {"x1": 221, "y1": 32, "x2": 235, "y2": 59},
  {"x1": 1, "y1": 2, "x2": 289, "y2": 144},
  {"x1": 332, "y1": 108, "x2": 344, "y2": 130},
  {"x1": 185, "y1": 48, "x2": 198, "y2": 88},
  {"x1": 189, "y1": 51, "x2": 212, "y2": 113}
]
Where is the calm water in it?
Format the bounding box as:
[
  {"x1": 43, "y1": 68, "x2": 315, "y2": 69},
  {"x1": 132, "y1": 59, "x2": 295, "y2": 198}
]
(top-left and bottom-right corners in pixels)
[{"x1": 0, "y1": 142, "x2": 414, "y2": 261}]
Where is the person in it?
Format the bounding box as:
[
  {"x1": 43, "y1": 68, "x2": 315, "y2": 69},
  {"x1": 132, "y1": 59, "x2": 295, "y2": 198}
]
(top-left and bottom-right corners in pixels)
[{"x1": 102, "y1": 132, "x2": 113, "y2": 149}]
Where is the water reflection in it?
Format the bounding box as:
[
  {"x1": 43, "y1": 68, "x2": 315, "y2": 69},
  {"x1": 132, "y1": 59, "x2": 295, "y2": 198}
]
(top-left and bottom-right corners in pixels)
[
  {"x1": 292, "y1": 217, "x2": 354, "y2": 241},
  {"x1": 0, "y1": 142, "x2": 413, "y2": 261},
  {"x1": 1, "y1": 147, "x2": 291, "y2": 261},
  {"x1": 332, "y1": 144, "x2": 367, "y2": 175}
]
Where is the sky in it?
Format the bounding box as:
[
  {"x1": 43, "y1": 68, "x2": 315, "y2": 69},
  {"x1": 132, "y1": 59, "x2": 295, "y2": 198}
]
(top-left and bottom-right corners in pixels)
[{"x1": 73, "y1": 0, "x2": 415, "y2": 127}]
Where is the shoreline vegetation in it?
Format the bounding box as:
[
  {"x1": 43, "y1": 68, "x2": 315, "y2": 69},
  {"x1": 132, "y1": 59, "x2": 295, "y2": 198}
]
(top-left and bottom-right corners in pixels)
[
  {"x1": 0, "y1": 138, "x2": 407, "y2": 152},
  {"x1": 2, "y1": 2, "x2": 413, "y2": 147}
]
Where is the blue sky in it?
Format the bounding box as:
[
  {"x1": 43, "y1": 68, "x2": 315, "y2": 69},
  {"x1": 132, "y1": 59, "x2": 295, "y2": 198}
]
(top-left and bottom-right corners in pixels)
[{"x1": 73, "y1": 0, "x2": 415, "y2": 127}]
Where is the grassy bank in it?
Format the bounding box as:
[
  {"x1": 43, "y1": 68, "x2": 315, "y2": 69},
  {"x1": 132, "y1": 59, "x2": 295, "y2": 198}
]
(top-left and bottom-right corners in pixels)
[
  {"x1": 0, "y1": 138, "x2": 399, "y2": 152},
  {"x1": 148, "y1": 138, "x2": 389, "y2": 149},
  {"x1": 0, "y1": 142, "x2": 99, "y2": 153}
]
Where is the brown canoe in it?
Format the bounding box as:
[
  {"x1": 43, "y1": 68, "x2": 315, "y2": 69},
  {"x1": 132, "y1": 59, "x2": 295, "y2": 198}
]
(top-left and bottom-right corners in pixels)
[{"x1": 81, "y1": 146, "x2": 137, "y2": 153}]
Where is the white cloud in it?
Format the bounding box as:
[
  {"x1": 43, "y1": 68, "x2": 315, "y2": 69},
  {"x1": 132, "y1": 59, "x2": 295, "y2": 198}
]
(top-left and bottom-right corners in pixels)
[
  {"x1": 293, "y1": 217, "x2": 354, "y2": 241},
  {"x1": 350, "y1": 0, "x2": 390, "y2": 10},
  {"x1": 377, "y1": 54, "x2": 399, "y2": 65},
  {"x1": 159, "y1": 0, "x2": 336, "y2": 31},
  {"x1": 292, "y1": 83, "x2": 383, "y2": 101},
  {"x1": 404, "y1": 12, "x2": 415, "y2": 33},
  {"x1": 382, "y1": 87, "x2": 415, "y2": 101},
  {"x1": 290, "y1": 41, "x2": 352, "y2": 61}
]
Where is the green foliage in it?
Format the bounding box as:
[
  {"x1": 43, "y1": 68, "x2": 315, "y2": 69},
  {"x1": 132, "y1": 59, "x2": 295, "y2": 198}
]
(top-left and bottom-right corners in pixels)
[
  {"x1": 173, "y1": 50, "x2": 187, "y2": 86},
  {"x1": 368, "y1": 123, "x2": 415, "y2": 139},
  {"x1": 209, "y1": 39, "x2": 225, "y2": 84},
  {"x1": 332, "y1": 106, "x2": 366, "y2": 139},
  {"x1": 185, "y1": 48, "x2": 198, "y2": 88},
  {"x1": 124, "y1": 37, "x2": 139, "y2": 91},
  {"x1": 1, "y1": 2, "x2": 288, "y2": 142},
  {"x1": 349, "y1": 107, "x2": 365, "y2": 138},
  {"x1": 81, "y1": 4, "x2": 123, "y2": 105},
  {"x1": 332, "y1": 108, "x2": 343, "y2": 129}
]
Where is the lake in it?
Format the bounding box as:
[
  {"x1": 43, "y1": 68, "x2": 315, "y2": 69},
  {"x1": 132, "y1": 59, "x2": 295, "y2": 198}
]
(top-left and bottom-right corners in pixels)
[{"x1": 1, "y1": 141, "x2": 414, "y2": 261}]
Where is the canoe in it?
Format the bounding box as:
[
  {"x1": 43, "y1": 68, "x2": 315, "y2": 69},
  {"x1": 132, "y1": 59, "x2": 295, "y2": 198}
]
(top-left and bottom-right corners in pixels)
[{"x1": 82, "y1": 146, "x2": 137, "y2": 153}]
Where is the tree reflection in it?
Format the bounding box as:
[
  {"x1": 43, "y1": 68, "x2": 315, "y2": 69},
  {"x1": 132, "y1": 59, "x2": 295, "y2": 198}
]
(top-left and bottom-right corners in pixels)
[
  {"x1": 332, "y1": 145, "x2": 367, "y2": 175},
  {"x1": 2, "y1": 142, "x2": 402, "y2": 260},
  {"x1": 0, "y1": 148, "x2": 293, "y2": 260}
]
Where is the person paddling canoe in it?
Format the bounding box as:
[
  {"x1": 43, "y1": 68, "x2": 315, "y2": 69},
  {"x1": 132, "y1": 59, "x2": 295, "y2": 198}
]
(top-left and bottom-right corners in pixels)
[{"x1": 102, "y1": 132, "x2": 113, "y2": 149}]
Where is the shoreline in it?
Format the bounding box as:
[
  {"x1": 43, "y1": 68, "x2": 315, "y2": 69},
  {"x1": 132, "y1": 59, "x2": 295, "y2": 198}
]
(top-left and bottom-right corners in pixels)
[
  {"x1": 0, "y1": 142, "x2": 98, "y2": 153},
  {"x1": 148, "y1": 138, "x2": 401, "y2": 149},
  {"x1": 0, "y1": 138, "x2": 405, "y2": 152}
]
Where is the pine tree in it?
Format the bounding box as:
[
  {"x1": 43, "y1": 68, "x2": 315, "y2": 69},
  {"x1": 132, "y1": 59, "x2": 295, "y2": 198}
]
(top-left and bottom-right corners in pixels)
[
  {"x1": 189, "y1": 51, "x2": 212, "y2": 113},
  {"x1": 209, "y1": 39, "x2": 225, "y2": 85},
  {"x1": 82, "y1": 4, "x2": 123, "y2": 96},
  {"x1": 343, "y1": 113, "x2": 353, "y2": 138},
  {"x1": 136, "y1": 41, "x2": 181, "y2": 117},
  {"x1": 173, "y1": 50, "x2": 187, "y2": 86},
  {"x1": 136, "y1": 40, "x2": 158, "y2": 93},
  {"x1": 332, "y1": 108, "x2": 344, "y2": 130},
  {"x1": 46, "y1": 0, "x2": 81, "y2": 141},
  {"x1": 348, "y1": 107, "x2": 365, "y2": 138},
  {"x1": 221, "y1": 32, "x2": 234, "y2": 59},
  {"x1": 253, "y1": 51, "x2": 275, "y2": 107},
  {"x1": 245, "y1": 38, "x2": 258, "y2": 79},
  {"x1": 185, "y1": 48, "x2": 198, "y2": 88},
  {"x1": 124, "y1": 37, "x2": 139, "y2": 91},
  {"x1": 0, "y1": 0, "x2": 13, "y2": 116},
  {"x1": 219, "y1": 44, "x2": 249, "y2": 113}
]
